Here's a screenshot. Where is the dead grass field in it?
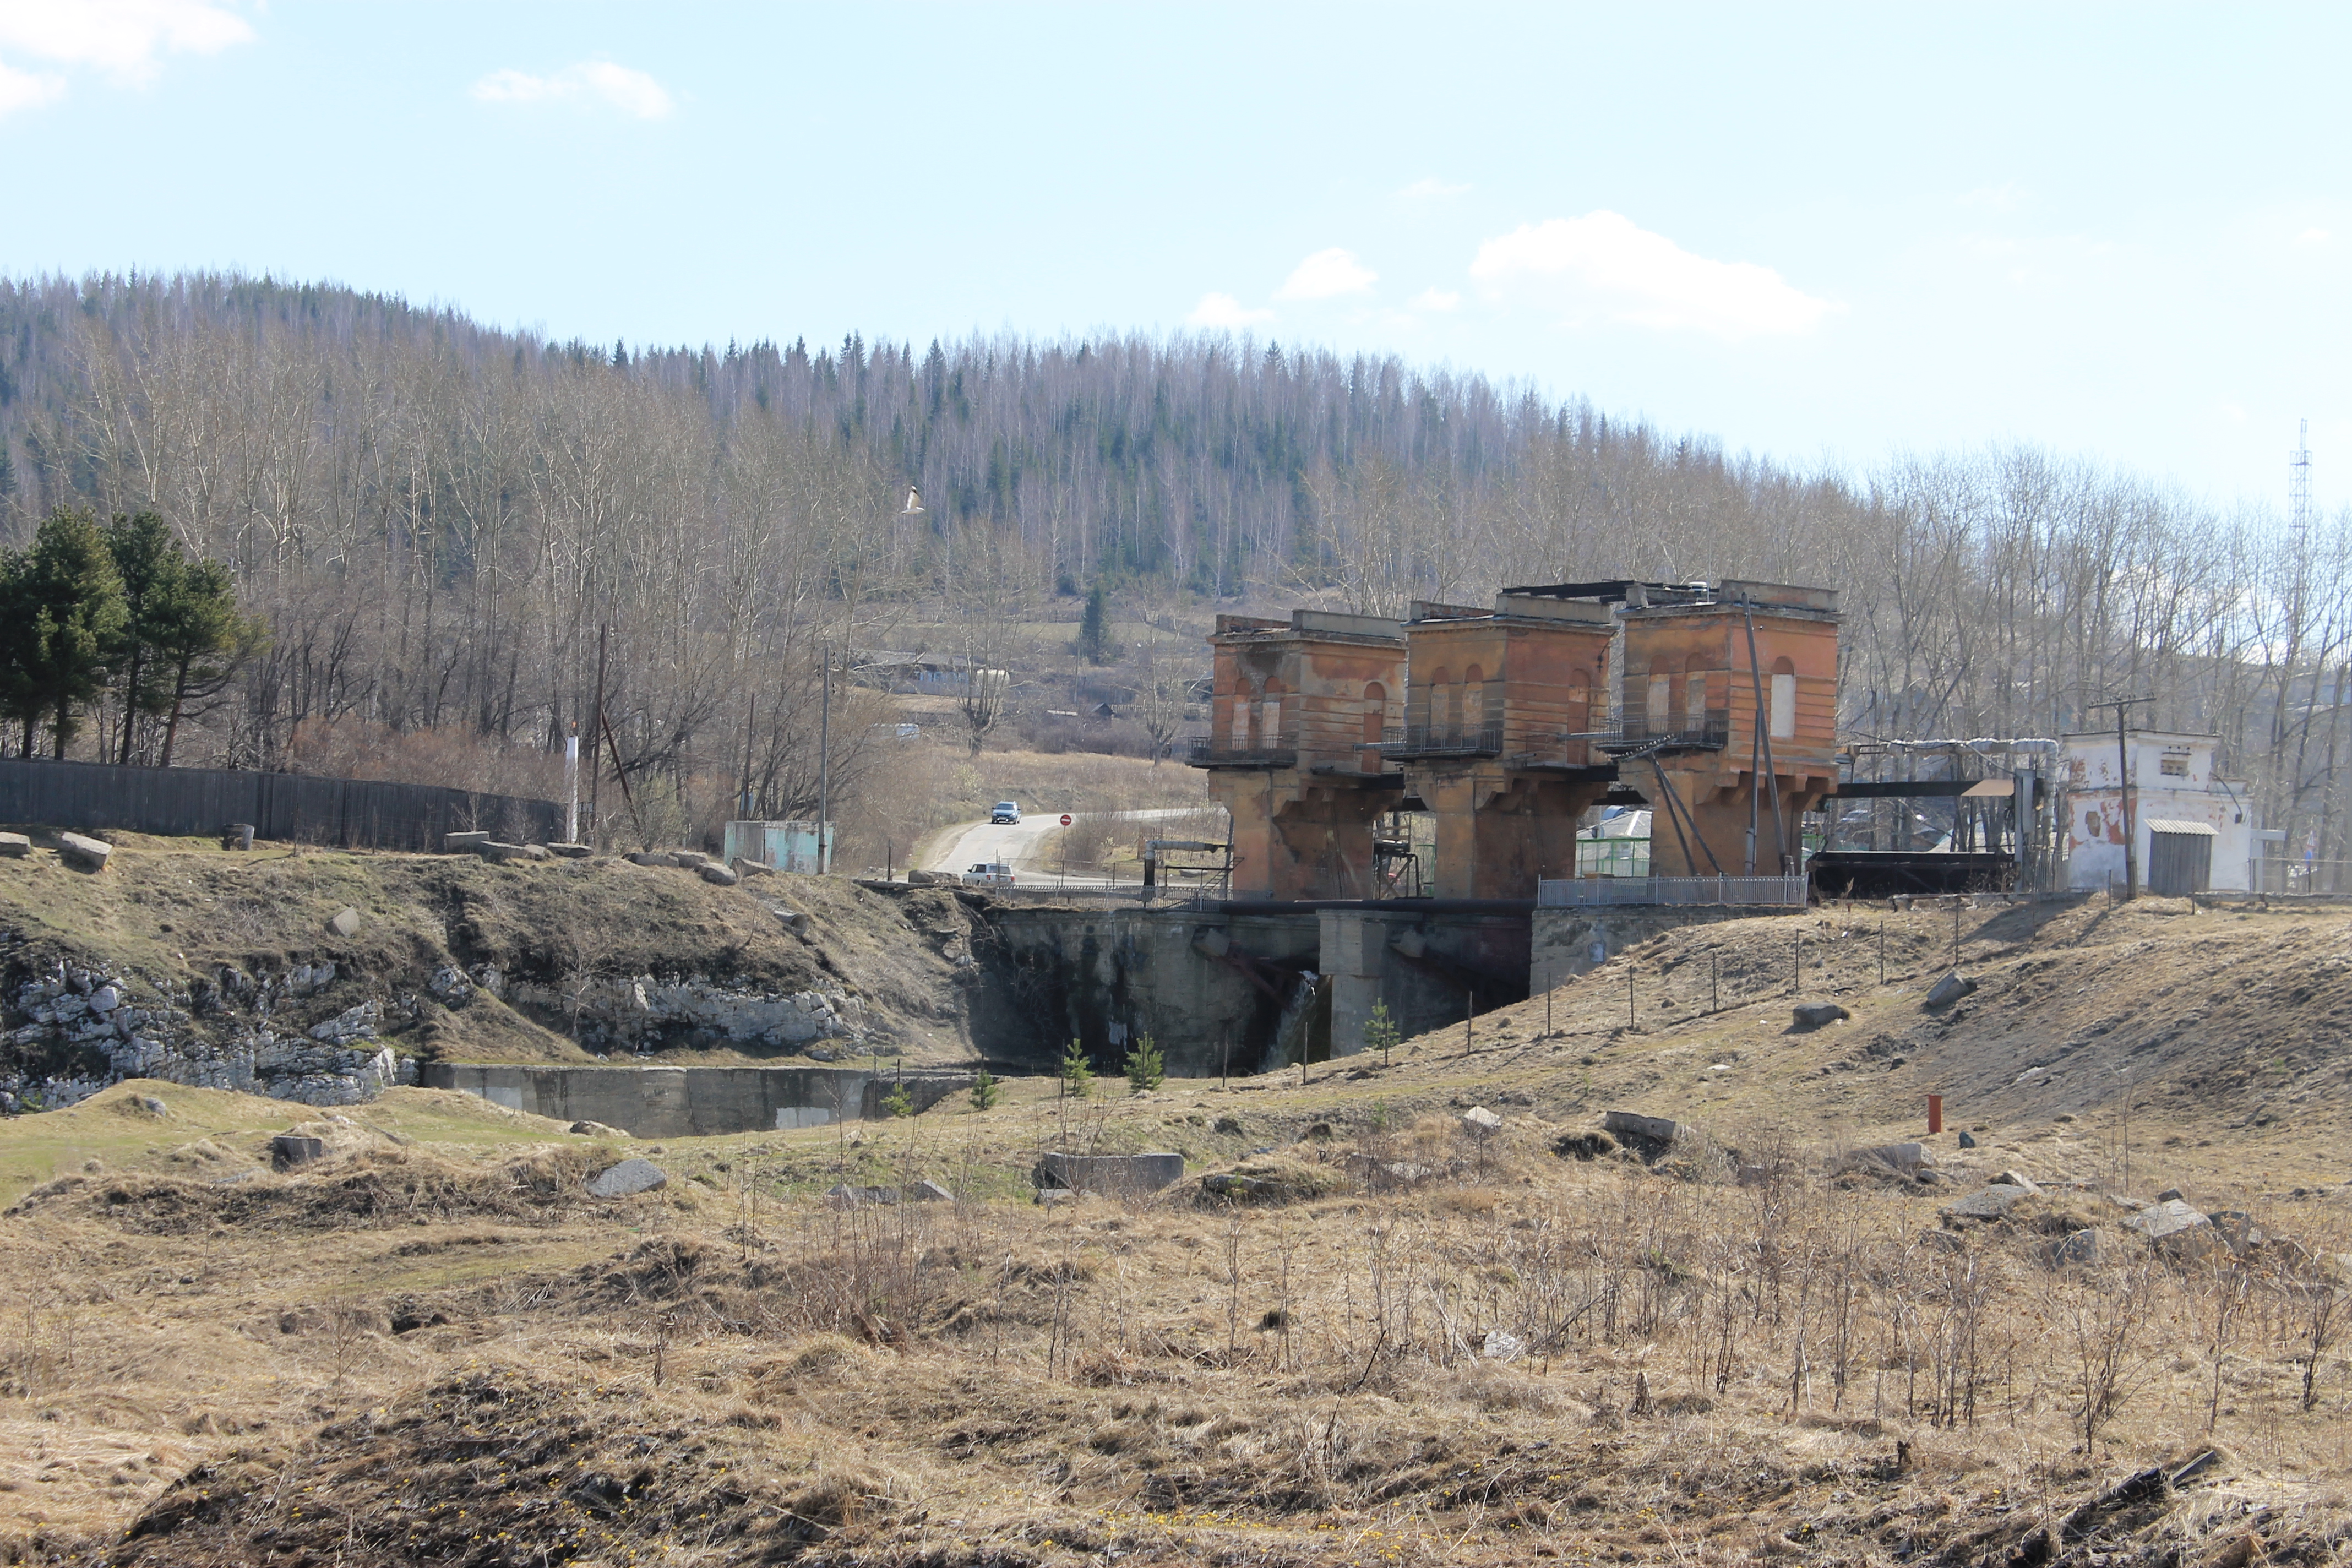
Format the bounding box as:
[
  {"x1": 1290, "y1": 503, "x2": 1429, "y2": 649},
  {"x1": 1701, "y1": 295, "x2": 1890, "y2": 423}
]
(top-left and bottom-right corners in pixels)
[{"x1": 0, "y1": 1019, "x2": 2345, "y2": 1567}]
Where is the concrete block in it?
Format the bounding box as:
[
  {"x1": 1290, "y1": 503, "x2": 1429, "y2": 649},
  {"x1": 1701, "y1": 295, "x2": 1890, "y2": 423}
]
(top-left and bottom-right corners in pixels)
[
  {"x1": 729, "y1": 857, "x2": 774, "y2": 878},
  {"x1": 567, "y1": 1120, "x2": 628, "y2": 1137},
  {"x1": 627, "y1": 851, "x2": 678, "y2": 868},
  {"x1": 1995, "y1": 1170, "x2": 2041, "y2": 1193},
  {"x1": 443, "y1": 830, "x2": 492, "y2": 852},
  {"x1": 1941, "y1": 1183, "x2": 2035, "y2": 1222},
  {"x1": 58, "y1": 832, "x2": 111, "y2": 870},
  {"x1": 1034, "y1": 1150, "x2": 1186, "y2": 1195},
  {"x1": 2125, "y1": 1198, "x2": 2209, "y2": 1240},
  {"x1": 1461, "y1": 1106, "x2": 1504, "y2": 1134},
  {"x1": 1850, "y1": 1141, "x2": 1934, "y2": 1175},
  {"x1": 771, "y1": 906, "x2": 809, "y2": 933},
  {"x1": 524, "y1": 844, "x2": 552, "y2": 861},
  {"x1": 270, "y1": 1134, "x2": 326, "y2": 1170},
  {"x1": 825, "y1": 1182, "x2": 899, "y2": 1207},
  {"x1": 908, "y1": 1179, "x2": 954, "y2": 1202},
  {"x1": 1792, "y1": 1001, "x2": 1850, "y2": 1028},
  {"x1": 1925, "y1": 971, "x2": 1977, "y2": 1008},
  {"x1": 585, "y1": 1158, "x2": 669, "y2": 1198},
  {"x1": 547, "y1": 842, "x2": 593, "y2": 858},
  {"x1": 1603, "y1": 1109, "x2": 1681, "y2": 1145},
  {"x1": 477, "y1": 841, "x2": 525, "y2": 863},
  {"x1": 0, "y1": 832, "x2": 27, "y2": 857},
  {"x1": 698, "y1": 862, "x2": 739, "y2": 886},
  {"x1": 328, "y1": 907, "x2": 361, "y2": 939},
  {"x1": 221, "y1": 823, "x2": 254, "y2": 851},
  {"x1": 672, "y1": 850, "x2": 709, "y2": 869}
]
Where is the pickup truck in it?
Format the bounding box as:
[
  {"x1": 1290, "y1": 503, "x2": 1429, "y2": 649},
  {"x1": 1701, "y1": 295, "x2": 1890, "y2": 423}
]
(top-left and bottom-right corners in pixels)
[{"x1": 960, "y1": 863, "x2": 1016, "y2": 888}]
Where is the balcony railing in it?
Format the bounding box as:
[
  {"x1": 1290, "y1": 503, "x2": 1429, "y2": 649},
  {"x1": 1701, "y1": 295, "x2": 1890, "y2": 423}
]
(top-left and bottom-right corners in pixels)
[
  {"x1": 1374, "y1": 718, "x2": 1505, "y2": 759},
  {"x1": 1186, "y1": 737, "x2": 1299, "y2": 769},
  {"x1": 1596, "y1": 709, "x2": 1732, "y2": 754}
]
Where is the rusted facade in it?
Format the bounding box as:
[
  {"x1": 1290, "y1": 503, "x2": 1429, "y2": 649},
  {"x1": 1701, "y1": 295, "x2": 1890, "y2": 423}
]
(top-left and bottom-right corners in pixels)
[
  {"x1": 1613, "y1": 581, "x2": 1840, "y2": 876},
  {"x1": 1190, "y1": 610, "x2": 1406, "y2": 900},
  {"x1": 1382, "y1": 590, "x2": 1619, "y2": 897}
]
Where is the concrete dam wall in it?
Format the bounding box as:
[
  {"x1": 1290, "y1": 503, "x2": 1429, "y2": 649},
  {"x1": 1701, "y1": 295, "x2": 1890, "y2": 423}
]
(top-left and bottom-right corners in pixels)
[{"x1": 420, "y1": 1063, "x2": 971, "y2": 1138}]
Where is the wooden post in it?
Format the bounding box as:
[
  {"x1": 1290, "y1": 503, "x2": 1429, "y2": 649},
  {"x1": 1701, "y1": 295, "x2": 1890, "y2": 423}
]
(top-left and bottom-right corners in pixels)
[
  {"x1": 1464, "y1": 989, "x2": 1473, "y2": 1055},
  {"x1": 1927, "y1": 1093, "x2": 1944, "y2": 1135},
  {"x1": 1711, "y1": 952, "x2": 1718, "y2": 1012},
  {"x1": 1878, "y1": 919, "x2": 1885, "y2": 984},
  {"x1": 1627, "y1": 966, "x2": 1635, "y2": 1029}
]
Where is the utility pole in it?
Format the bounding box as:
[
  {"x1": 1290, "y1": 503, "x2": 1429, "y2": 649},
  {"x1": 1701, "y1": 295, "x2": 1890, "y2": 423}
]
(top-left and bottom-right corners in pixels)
[
  {"x1": 2086, "y1": 696, "x2": 2153, "y2": 900},
  {"x1": 587, "y1": 624, "x2": 607, "y2": 850}
]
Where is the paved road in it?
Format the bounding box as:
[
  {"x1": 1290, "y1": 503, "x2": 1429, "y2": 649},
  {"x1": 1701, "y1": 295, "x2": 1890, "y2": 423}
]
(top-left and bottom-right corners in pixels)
[{"x1": 923, "y1": 807, "x2": 1201, "y2": 888}]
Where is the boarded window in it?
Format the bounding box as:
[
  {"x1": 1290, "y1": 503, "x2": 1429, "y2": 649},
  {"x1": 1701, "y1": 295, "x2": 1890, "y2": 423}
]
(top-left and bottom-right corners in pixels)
[
  {"x1": 1646, "y1": 674, "x2": 1672, "y2": 732},
  {"x1": 2159, "y1": 755, "x2": 2188, "y2": 777},
  {"x1": 1769, "y1": 661, "x2": 1796, "y2": 740}
]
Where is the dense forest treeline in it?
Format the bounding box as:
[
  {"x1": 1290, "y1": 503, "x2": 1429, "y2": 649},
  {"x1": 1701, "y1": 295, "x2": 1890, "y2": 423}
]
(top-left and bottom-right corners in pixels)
[{"x1": 1, "y1": 271, "x2": 2348, "y2": 862}]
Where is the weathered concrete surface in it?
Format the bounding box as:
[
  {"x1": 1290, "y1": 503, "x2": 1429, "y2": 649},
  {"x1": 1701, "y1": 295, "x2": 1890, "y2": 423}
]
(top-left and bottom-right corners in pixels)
[
  {"x1": 1530, "y1": 903, "x2": 1776, "y2": 987},
  {"x1": 421, "y1": 1063, "x2": 972, "y2": 1137},
  {"x1": 586, "y1": 1158, "x2": 668, "y2": 1197},
  {"x1": 1034, "y1": 1151, "x2": 1186, "y2": 1195}
]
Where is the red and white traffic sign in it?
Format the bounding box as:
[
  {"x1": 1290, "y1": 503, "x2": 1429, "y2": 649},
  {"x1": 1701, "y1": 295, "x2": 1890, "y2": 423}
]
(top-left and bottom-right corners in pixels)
[{"x1": 1059, "y1": 814, "x2": 1072, "y2": 827}]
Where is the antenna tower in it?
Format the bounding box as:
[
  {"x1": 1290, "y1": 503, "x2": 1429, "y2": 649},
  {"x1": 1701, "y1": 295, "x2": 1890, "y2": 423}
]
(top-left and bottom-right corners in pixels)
[{"x1": 2291, "y1": 417, "x2": 2312, "y2": 534}]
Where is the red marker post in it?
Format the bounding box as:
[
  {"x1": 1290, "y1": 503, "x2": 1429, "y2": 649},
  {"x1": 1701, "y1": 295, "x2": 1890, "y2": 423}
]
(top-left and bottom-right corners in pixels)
[{"x1": 1926, "y1": 1094, "x2": 1945, "y2": 1135}]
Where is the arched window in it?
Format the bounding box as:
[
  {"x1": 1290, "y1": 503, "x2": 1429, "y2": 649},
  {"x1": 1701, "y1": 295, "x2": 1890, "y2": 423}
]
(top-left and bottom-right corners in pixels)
[
  {"x1": 1684, "y1": 657, "x2": 1709, "y2": 731},
  {"x1": 1427, "y1": 668, "x2": 1453, "y2": 735},
  {"x1": 1228, "y1": 685, "x2": 1250, "y2": 749},
  {"x1": 1646, "y1": 670, "x2": 1673, "y2": 737},
  {"x1": 1462, "y1": 665, "x2": 1485, "y2": 734},
  {"x1": 1362, "y1": 681, "x2": 1387, "y2": 744},
  {"x1": 1769, "y1": 657, "x2": 1797, "y2": 741}
]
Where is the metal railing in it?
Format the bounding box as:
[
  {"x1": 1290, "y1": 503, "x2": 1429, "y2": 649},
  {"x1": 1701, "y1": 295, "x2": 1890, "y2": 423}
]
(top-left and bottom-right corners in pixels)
[
  {"x1": 1597, "y1": 709, "x2": 1732, "y2": 753},
  {"x1": 1537, "y1": 874, "x2": 1808, "y2": 908},
  {"x1": 1374, "y1": 717, "x2": 1505, "y2": 758},
  {"x1": 1186, "y1": 737, "x2": 1299, "y2": 768}
]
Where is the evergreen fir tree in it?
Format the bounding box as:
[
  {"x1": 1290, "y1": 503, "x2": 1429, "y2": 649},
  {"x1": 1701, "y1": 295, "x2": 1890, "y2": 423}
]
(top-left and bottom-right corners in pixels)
[{"x1": 1077, "y1": 585, "x2": 1110, "y2": 665}]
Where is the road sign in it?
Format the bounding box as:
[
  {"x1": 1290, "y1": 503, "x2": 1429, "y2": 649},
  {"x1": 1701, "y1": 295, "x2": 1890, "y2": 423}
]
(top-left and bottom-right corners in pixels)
[{"x1": 1059, "y1": 814, "x2": 1072, "y2": 827}]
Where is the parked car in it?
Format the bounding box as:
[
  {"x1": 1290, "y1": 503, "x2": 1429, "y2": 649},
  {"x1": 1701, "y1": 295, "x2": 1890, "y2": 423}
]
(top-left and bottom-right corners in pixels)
[
  {"x1": 961, "y1": 863, "x2": 1016, "y2": 887},
  {"x1": 990, "y1": 801, "x2": 1022, "y2": 825}
]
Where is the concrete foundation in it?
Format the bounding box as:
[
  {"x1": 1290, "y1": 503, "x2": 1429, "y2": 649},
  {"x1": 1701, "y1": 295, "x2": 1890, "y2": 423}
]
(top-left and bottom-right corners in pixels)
[
  {"x1": 419, "y1": 1063, "x2": 970, "y2": 1138},
  {"x1": 1529, "y1": 904, "x2": 1772, "y2": 989}
]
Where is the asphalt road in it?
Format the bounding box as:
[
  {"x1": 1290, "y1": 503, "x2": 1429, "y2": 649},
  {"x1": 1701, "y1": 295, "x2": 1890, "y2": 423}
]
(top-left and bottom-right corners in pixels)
[{"x1": 923, "y1": 807, "x2": 1200, "y2": 888}]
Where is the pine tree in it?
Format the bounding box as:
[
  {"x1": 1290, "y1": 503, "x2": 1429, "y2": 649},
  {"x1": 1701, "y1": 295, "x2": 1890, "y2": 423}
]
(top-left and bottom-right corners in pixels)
[
  {"x1": 1123, "y1": 1033, "x2": 1164, "y2": 1095},
  {"x1": 1077, "y1": 585, "x2": 1110, "y2": 665},
  {"x1": 970, "y1": 1068, "x2": 1001, "y2": 1110},
  {"x1": 147, "y1": 557, "x2": 264, "y2": 766},
  {"x1": 7, "y1": 509, "x2": 126, "y2": 758},
  {"x1": 1363, "y1": 999, "x2": 1401, "y2": 1068},
  {"x1": 104, "y1": 511, "x2": 182, "y2": 765},
  {"x1": 1059, "y1": 1037, "x2": 1093, "y2": 1099}
]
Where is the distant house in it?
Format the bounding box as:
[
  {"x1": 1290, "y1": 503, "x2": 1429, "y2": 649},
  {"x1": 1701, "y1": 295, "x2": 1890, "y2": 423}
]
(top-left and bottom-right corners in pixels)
[{"x1": 2061, "y1": 731, "x2": 2255, "y2": 894}]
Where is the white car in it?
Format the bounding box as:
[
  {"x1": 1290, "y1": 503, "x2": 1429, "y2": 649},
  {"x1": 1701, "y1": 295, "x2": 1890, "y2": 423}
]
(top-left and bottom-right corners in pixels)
[
  {"x1": 961, "y1": 863, "x2": 1016, "y2": 888},
  {"x1": 990, "y1": 801, "x2": 1022, "y2": 825}
]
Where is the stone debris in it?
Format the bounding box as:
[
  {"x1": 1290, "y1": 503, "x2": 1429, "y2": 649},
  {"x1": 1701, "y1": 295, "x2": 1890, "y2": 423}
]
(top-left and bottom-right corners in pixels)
[
  {"x1": 1033, "y1": 1150, "x2": 1186, "y2": 1195},
  {"x1": 698, "y1": 862, "x2": 739, "y2": 886},
  {"x1": 2041, "y1": 1227, "x2": 2101, "y2": 1267},
  {"x1": 672, "y1": 850, "x2": 710, "y2": 869},
  {"x1": 58, "y1": 832, "x2": 111, "y2": 870},
  {"x1": 547, "y1": 842, "x2": 593, "y2": 858},
  {"x1": 825, "y1": 1183, "x2": 899, "y2": 1207},
  {"x1": 1957, "y1": 1130, "x2": 1978, "y2": 1148},
  {"x1": 427, "y1": 966, "x2": 473, "y2": 1005},
  {"x1": 2213, "y1": 1210, "x2": 2267, "y2": 1255},
  {"x1": 328, "y1": 907, "x2": 362, "y2": 939},
  {"x1": 2157, "y1": 1186, "x2": 2186, "y2": 1202},
  {"x1": 567, "y1": 1120, "x2": 628, "y2": 1137},
  {"x1": 585, "y1": 1158, "x2": 668, "y2": 1198},
  {"x1": 2122, "y1": 1199, "x2": 2219, "y2": 1260},
  {"x1": 1925, "y1": 971, "x2": 1977, "y2": 1008},
  {"x1": 1202, "y1": 1172, "x2": 1294, "y2": 1204},
  {"x1": 0, "y1": 832, "x2": 28, "y2": 857},
  {"x1": 1035, "y1": 1187, "x2": 1077, "y2": 1206},
  {"x1": 1849, "y1": 1141, "x2": 1935, "y2": 1175},
  {"x1": 909, "y1": 1179, "x2": 954, "y2": 1202},
  {"x1": 1994, "y1": 1170, "x2": 2042, "y2": 1194},
  {"x1": 1942, "y1": 1183, "x2": 2037, "y2": 1222},
  {"x1": 627, "y1": 852, "x2": 677, "y2": 868},
  {"x1": 524, "y1": 844, "x2": 552, "y2": 861},
  {"x1": 770, "y1": 906, "x2": 809, "y2": 933},
  {"x1": 443, "y1": 831, "x2": 491, "y2": 852},
  {"x1": 1792, "y1": 1001, "x2": 1850, "y2": 1028},
  {"x1": 1480, "y1": 1330, "x2": 1527, "y2": 1362},
  {"x1": 134, "y1": 1095, "x2": 168, "y2": 1116},
  {"x1": 1461, "y1": 1106, "x2": 1504, "y2": 1134},
  {"x1": 270, "y1": 1134, "x2": 326, "y2": 1170},
  {"x1": 477, "y1": 842, "x2": 526, "y2": 864}
]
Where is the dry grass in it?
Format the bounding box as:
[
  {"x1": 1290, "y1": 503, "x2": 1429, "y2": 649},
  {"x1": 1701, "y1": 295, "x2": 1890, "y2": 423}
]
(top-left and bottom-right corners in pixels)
[{"x1": 2, "y1": 1066, "x2": 2346, "y2": 1566}]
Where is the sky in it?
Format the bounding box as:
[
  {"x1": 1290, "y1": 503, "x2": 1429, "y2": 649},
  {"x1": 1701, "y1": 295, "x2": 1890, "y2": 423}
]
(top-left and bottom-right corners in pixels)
[{"x1": 1, "y1": 1, "x2": 2347, "y2": 511}]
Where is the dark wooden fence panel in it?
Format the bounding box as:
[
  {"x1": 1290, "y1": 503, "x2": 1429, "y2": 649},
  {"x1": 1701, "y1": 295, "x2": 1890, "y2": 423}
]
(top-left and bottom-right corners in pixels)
[{"x1": 0, "y1": 758, "x2": 562, "y2": 852}]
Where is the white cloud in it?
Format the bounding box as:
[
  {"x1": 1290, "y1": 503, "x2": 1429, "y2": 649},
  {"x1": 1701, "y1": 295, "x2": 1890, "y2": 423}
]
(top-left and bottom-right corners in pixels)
[
  {"x1": 472, "y1": 59, "x2": 674, "y2": 120},
  {"x1": 1188, "y1": 292, "x2": 1274, "y2": 329},
  {"x1": 1410, "y1": 287, "x2": 1461, "y2": 313},
  {"x1": 2297, "y1": 227, "x2": 2330, "y2": 247},
  {"x1": 0, "y1": 0, "x2": 249, "y2": 115},
  {"x1": 1276, "y1": 247, "x2": 1377, "y2": 301},
  {"x1": 1398, "y1": 177, "x2": 1469, "y2": 200},
  {"x1": 1469, "y1": 211, "x2": 1834, "y2": 338}
]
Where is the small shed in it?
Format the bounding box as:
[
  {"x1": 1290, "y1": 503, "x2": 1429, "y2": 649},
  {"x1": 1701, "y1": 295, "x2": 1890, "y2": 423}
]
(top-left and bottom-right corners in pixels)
[{"x1": 2145, "y1": 818, "x2": 2217, "y2": 896}]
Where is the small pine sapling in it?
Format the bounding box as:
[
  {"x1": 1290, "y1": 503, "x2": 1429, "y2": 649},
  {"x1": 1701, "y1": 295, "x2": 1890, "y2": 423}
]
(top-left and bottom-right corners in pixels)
[
  {"x1": 1363, "y1": 999, "x2": 1401, "y2": 1068},
  {"x1": 970, "y1": 1068, "x2": 1001, "y2": 1110},
  {"x1": 1124, "y1": 1033, "x2": 1165, "y2": 1095},
  {"x1": 880, "y1": 1082, "x2": 913, "y2": 1118},
  {"x1": 1060, "y1": 1038, "x2": 1094, "y2": 1099}
]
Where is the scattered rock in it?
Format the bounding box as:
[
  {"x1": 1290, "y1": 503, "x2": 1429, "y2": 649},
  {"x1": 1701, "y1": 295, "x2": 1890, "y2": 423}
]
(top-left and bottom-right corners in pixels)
[
  {"x1": 1480, "y1": 1329, "x2": 1526, "y2": 1362},
  {"x1": 547, "y1": 842, "x2": 593, "y2": 858},
  {"x1": 1922, "y1": 1229, "x2": 1968, "y2": 1252},
  {"x1": 1461, "y1": 1106, "x2": 1504, "y2": 1135},
  {"x1": 477, "y1": 841, "x2": 526, "y2": 864},
  {"x1": 523, "y1": 844, "x2": 552, "y2": 861},
  {"x1": 1792, "y1": 1001, "x2": 1850, "y2": 1029},
  {"x1": 134, "y1": 1095, "x2": 168, "y2": 1117},
  {"x1": 1925, "y1": 971, "x2": 1977, "y2": 1008},
  {"x1": 1034, "y1": 1151, "x2": 1186, "y2": 1195},
  {"x1": 1554, "y1": 1130, "x2": 1617, "y2": 1161},
  {"x1": 58, "y1": 832, "x2": 112, "y2": 870},
  {"x1": 1942, "y1": 1184, "x2": 2036, "y2": 1222},
  {"x1": 2212, "y1": 1211, "x2": 2267, "y2": 1255},
  {"x1": 771, "y1": 906, "x2": 809, "y2": 933},
  {"x1": 627, "y1": 851, "x2": 678, "y2": 868},
  {"x1": 1602, "y1": 1109, "x2": 1681, "y2": 1144},
  {"x1": 308, "y1": 1003, "x2": 380, "y2": 1044},
  {"x1": 585, "y1": 1158, "x2": 669, "y2": 1198},
  {"x1": 443, "y1": 830, "x2": 492, "y2": 852},
  {"x1": 1035, "y1": 1187, "x2": 1078, "y2": 1206},
  {"x1": 270, "y1": 1134, "x2": 326, "y2": 1170},
  {"x1": 672, "y1": 850, "x2": 710, "y2": 869},
  {"x1": 0, "y1": 832, "x2": 29, "y2": 857},
  {"x1": 2122, "y1": 1197, "x2": 2214, "y2": 1249},
  {"x1": 2040, "y1": 1227, "x2": 2101, "y2": 1267},
  {"x1": 567, "y1": 1120, "x2": 628, "y2": 1137},
  {"x1": 825, "y1": 1182, "x2": 899, "y2": 1208},
  {"x1": 328, "y1": 907, "x2": 362, "y2": 939},
  {"x1": 908, "y1": 1179, "x2": 954, "y2": 1203},
  {"x1": 1848, "y1": 1141, "x2": 1935, "y2": 1175},
  {"x1": 698, "y1": 863, "x2": 739, "y2": 886},
  {"x1": 88, "y1": 984, "x2": 120, "y2": 1015},
  {"x1": 427, "y1": 966, "x2": 473, "y2": 1005},
  {"x1": 2156, "y1": 1187, "x2": 2186, "y2": 1203},
  {"x1": 730, "y1": 857, "x2": 774, "y2": 878},
  {"x1": 1957, "y1": 1130, "x2": 1978, "y2": 1148},
  {"x1": 1994, "y1": 1170, "x2": 2042, "y2": 1194}
]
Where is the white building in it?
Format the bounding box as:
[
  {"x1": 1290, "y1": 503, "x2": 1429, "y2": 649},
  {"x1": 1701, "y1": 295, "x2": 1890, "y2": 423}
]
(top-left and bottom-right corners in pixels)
[{"x1": 2061, "y1": 731, "x2": 2255, "y2": 893}]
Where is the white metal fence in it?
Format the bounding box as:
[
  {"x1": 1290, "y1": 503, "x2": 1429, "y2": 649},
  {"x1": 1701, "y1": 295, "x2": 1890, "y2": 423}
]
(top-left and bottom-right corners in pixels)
[{"x1": 1537, "y1": 874, "x2": 1809, "y2": 908}]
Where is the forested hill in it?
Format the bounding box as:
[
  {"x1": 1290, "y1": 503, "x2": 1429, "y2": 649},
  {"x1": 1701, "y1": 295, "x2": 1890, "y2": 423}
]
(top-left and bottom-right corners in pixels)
[{"x1": 0, "y1": 271, "x2": 2346, "y2": 857}]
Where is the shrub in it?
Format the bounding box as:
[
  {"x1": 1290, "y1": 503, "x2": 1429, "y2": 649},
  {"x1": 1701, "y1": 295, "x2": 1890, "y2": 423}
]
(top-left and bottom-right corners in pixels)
[
  {"x1": 1059, "y1": 1038, "x2": 1094, "y2": 1099},
  {"x1": 969, "y1": 1069, "x2": 1001, "y2": 1111},
  {"x1": 1124, "y1": 1034, "x2": 1164, "y2": 1095},
  {"x1": 1363, "y1": 1000, "x2": 1400, "y2": 1066},
  {"x1": 880, "y1": 1082, "x2": 913, "y2": 1118}
]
